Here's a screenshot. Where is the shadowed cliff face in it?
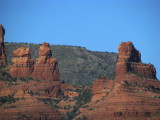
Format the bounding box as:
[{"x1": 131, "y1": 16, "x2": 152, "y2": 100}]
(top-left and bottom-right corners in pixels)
[
  {"x1": 0, "y1": 24, "x2": 6, "y2": 66},
  {"x1": 116, "y1": 41, "x2": 156, "y2": 79}
]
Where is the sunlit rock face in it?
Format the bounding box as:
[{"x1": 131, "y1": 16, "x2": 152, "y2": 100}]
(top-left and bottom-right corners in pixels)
[
  {"x1": 0, "y1": 24, "x2": 6, "y2": 66},
  {"x1": 31, "y1": 42, "x2": 60, "y2": 82},
  {"x1": 78, "y1": 41, "x2": 159, "y2": 120},
  {"x1": 116, "y1": 41, "x2": 156, "y2": 79},
  {"x1": 9, "y1": 47, "x2": 34, "y2": 78}
]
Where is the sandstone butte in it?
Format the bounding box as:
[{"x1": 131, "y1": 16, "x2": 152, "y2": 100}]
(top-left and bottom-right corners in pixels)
[
  {"x1": 31, "y1": 42, "x2": 60, "y2": 82},
  {"x1": 75, "y1": 41, "x2": 160, "y2": 120},
  {"x1": 9, "y1": 47, "x2": 34, "y2": 78},
  {"x1": 0, "y1": 24, "x2": 6, "y2": 66},
  {"x1": 116, "y1": 41, "x2": 156, "y2": 79},
  {"x1": 30, "y1": 42, "x2": 61, "y2": 97}
]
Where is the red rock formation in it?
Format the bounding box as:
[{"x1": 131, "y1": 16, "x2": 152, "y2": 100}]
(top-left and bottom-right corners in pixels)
[
  {"x1": 76, "y1": 42, "x2": 159, "y2": 120},
  {"x1": 116, "y1": 41, "x2": 156, "y2": 79},
  {"x1": 31, "y1": 42, "x2": 60, "y2": 82},
  {"x1": 9, "y1": 47, "x2": 34, "y2": 78},
  {"x1": 76, "y1": 74, "x2": 160, "y2": 120},
  {"x1": 0, "y1": 24, "x2": 6, "y2": 66},
  {"x1": 117, "y1": 41, "x2": 141, "y2": 62},
  {"x1": 92, "y1": 78, "x2": 114, "y2": 102}
]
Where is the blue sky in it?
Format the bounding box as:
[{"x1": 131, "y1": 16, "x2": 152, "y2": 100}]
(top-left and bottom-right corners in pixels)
[{"x1": 0, "y1": 0, "x2": 160, "y2": 79}]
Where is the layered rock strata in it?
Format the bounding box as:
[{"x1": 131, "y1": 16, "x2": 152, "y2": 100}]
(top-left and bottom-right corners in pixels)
[
  {"x1": 9, "y1": 47, "x2": 34, "y2": 78},
  {"x1": 116, "y1": 41, "x2": 156, "y2": 79},
  {"x1": 0, "y1": 24, "x2": 6, "y2": 66},
  {"x1": 76, "y1": 41, "x2": 159, "y2": 120},
  {"x1": 31, "y1": 42, "x2": 60, "y2": 82}
]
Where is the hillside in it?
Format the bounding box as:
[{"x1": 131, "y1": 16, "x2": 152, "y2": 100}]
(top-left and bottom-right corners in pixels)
[
  {"x1": 5, "y1": 42, "x2": 117, "y2": 85},
  {"x1": 0, "y1": 41, "x2": 159, "y2": 120}
]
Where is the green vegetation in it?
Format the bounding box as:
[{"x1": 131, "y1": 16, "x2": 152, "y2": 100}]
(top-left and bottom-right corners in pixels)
[
  {"x1": 153, "y1": 96, "x2": 160, "y2": 99},
  {"x1": 0, "y1": 68, "x2": 17, "y2": 82},
  {"x1": 5, "y1": 42, "x2": 117, "y2": 85},
  {"x1": 0, "y1": 95, "x2": 18, "y2": 105},
  {"x1": 128, "y1": 71, "x2": 148, "y2": 79},
  {"x1": 76, "y1": 115, "x2": 87, "y2": 120},
  {"x1": 16, "y1": 112, "x2": 33, "y2": 120},
  {"x1": 28, "y1": 91, "x2": 41, "y2": 96},
  {"x1": 66, "y1": 88, "x2": 92, "y2": 120},
  {"x1": 19, "y1": 77, "x2": 31, "y2": 82},
  {"x1": 39, "y1": 98, "x2": 61, "y2": 109},
  {"x1": 144, "y1": 85, "x2": 160, "y2": 93},
  {"x1": 75, "y1": 88, "x2": 92, "y2": 105},
  {"x1": 4, "y1": 105, "x2": 17, "y2": 109}
]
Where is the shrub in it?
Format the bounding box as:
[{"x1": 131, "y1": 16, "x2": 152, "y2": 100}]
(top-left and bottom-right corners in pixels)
[
  {"x1": 0, "y1": 95, "x2": 18, "y2": 105},
  {"x1": 0, "y1": 70, "x2": 17, "y2": 82},
  {"x1": 39, "y1": 98, "x2": 61, "y2": 108},
  {"x1": 28, "y1": 91, "x2": 40, "y2": 96},
  {"x1": 76, "y1": 115, "x2": 87, "y2": 120}
]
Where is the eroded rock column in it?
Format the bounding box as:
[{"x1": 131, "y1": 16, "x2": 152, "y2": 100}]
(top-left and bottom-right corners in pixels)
[
  {"x1": 0, "y1": 24, "x2": 6, "y2": 66},
  {"x1": 9, "y1": 47, "x2": 34, "y2": 78},
  {"x1": 31, "y1": 42, "x2": 60, "y2": 82},
  {"x1": 116, "y1": 41, "x2": 156, "y2": 79}
]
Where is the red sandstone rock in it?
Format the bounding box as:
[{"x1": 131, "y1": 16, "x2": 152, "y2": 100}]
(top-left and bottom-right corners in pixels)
[
  {"x1": 0, "y1": 24, "x2": 6, "y2": 66},
  {"x1": 43, "y1": 81, "x2": 61, "y2": 97},
  {"x1": 31, "y1": 42, "x2": 60, "y2": 81},
  {"x1": 79, "y1": 42, "x2": 160, "y2": 120},
  {"x1": 77, "y1": 75, "x2": 160, "y2": 120},
  {"x1": 13, "y1": 47, "x2": 30, "y2": 57},
  {"x1": 118, "y1": 41, "x2": 141, "y2": 62},
  {"x1": 9, "y1": 47, "x2": 34, "y2": 78},
  {"x1": 116, "y1": 41, "x2": 156, "y2": 79},
  {"x1": 92, "y1": 78, "x2": 114, "y2": 102},
  {"x1": 39, "y1": 42, "x2": 52, "y2": 56}
]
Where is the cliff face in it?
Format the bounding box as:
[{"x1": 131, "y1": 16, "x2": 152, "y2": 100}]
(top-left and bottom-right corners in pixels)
[
  {"x1": 9, "y1": 47, "x2": 34, "y2": 78},
  {"x1": 0, "y1": 24, "x2": 6, "y2": 66},
  {"x1": 116, "y1": 41, "x2": 156, "y2": 79},
  {"x1": 76, "y1": 41, "x2": 160, "y2": 120},
  {"x1": 31, "y1": 42, "x2": 60, "y2": 82},
  {"x1": 117, "y1": 41, "x2": 141, "y2": 62}
]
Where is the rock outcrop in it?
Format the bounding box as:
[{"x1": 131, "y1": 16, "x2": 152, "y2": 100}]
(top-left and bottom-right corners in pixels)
[
  {"x1": 0, "y1": 24, "x2": 6, "y2": 66},
  {"x1": 116, "y1": 41, "x2": 156, "y2": 79},
  {"x1": 92, "y1": 77, "x2": 114, "y2": 102},
  {"x1": 9, "y1": 47, "x2": 34, "y2": 78},
  {"x1": 76, "y1": 41, "x2": 160, "y2": 120},
  {"x1": 31, "y1": 42, "x2": 60, "y2": 82}
]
